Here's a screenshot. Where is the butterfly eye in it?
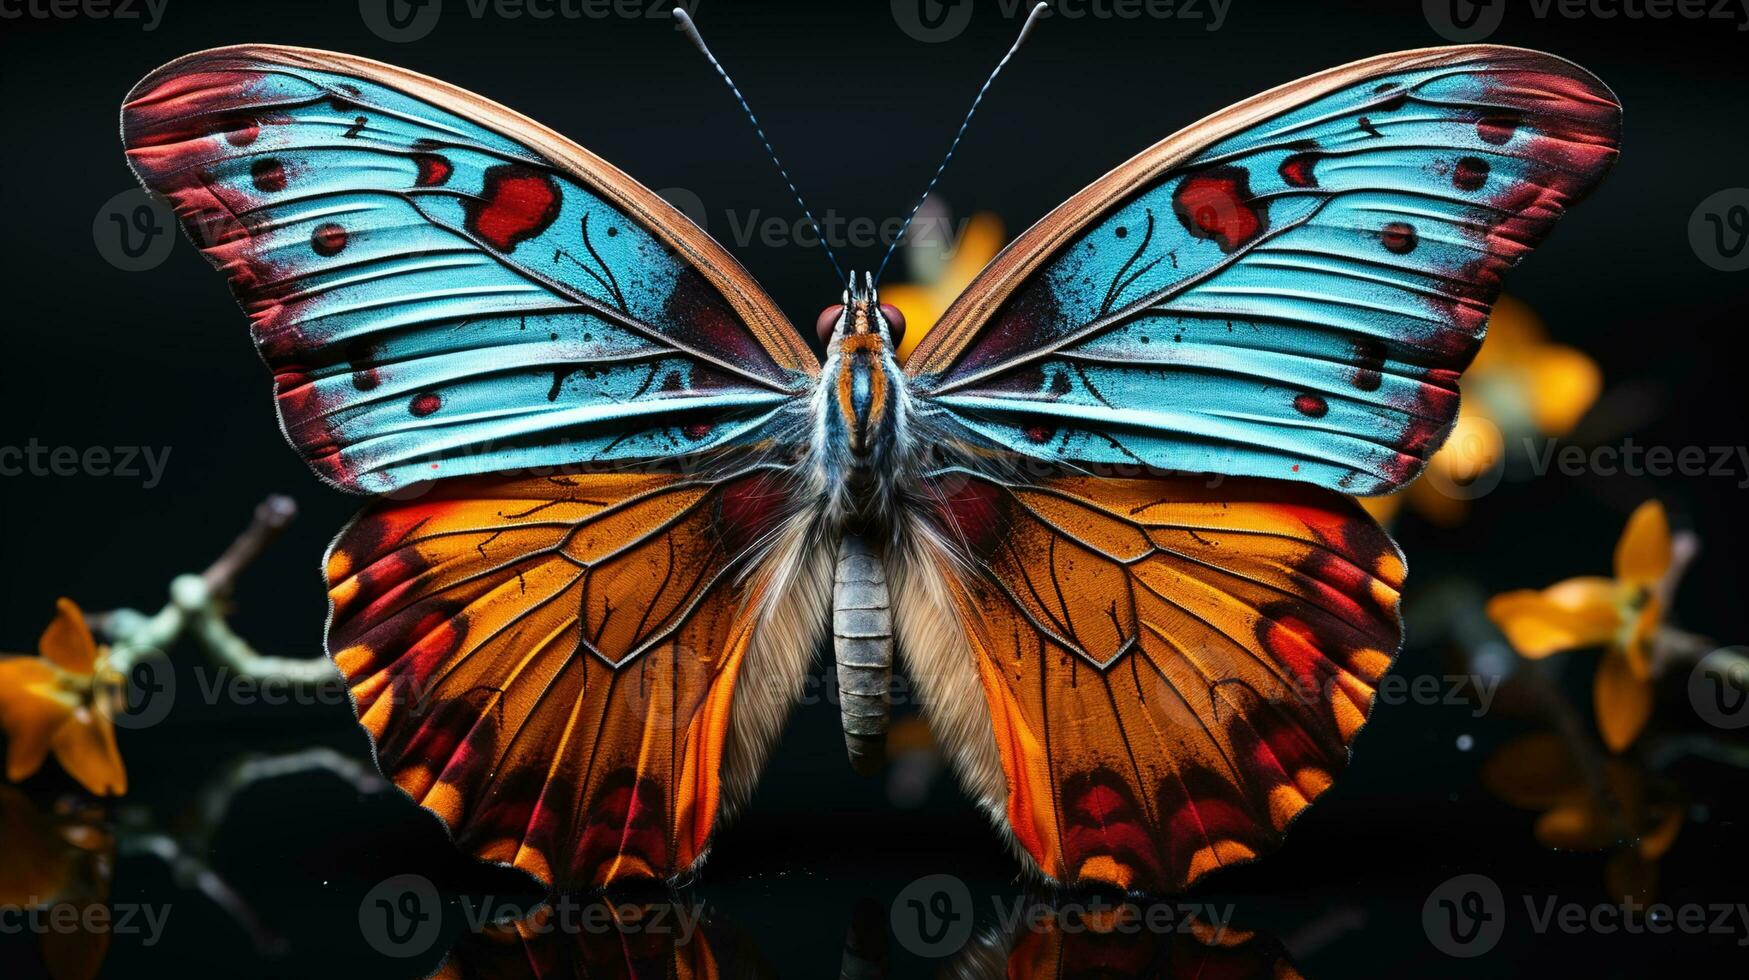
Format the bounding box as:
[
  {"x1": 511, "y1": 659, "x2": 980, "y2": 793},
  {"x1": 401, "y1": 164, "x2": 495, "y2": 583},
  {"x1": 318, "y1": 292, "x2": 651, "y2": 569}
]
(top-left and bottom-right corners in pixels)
[
  {"x1": 879, "y1": 303, "x2": 906, "y2": 347},
  {"x1": 815, "y1": 304, "x2": 846, "y2": 344}
]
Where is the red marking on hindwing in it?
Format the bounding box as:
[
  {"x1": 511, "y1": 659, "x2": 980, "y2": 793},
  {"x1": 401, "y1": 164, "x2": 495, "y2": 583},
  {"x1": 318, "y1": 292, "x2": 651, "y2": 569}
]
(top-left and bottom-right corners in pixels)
[
  {"x1": 935, "y1": 477, "x2": 1005, "y2": 559},
  {"x1": 1060, "y1": 769, "x2": 1163, "y2": 887},
  {"x1": 716, "y1": 473, "x2": 786, "y2": 557}
]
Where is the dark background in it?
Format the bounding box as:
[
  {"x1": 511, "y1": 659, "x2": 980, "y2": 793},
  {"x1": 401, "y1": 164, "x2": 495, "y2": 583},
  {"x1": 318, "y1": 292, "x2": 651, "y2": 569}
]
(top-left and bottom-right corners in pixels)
[{"x1": 3, "y1": 0, "x2": 1748, "y2": 976}]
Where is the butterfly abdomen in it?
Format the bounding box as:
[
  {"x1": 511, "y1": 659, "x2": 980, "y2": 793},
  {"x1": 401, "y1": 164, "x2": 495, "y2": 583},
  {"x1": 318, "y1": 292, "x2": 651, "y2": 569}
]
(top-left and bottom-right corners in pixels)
[{"x1": 832, "y1": 533, "x2": 892, "y2": 775}]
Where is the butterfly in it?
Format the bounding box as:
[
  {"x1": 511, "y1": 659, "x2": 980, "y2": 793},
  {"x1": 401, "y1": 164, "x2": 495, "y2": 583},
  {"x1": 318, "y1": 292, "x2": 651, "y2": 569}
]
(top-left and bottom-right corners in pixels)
[{"x1": 120, "y1": 24, "x2": 1618, "y2": 893}]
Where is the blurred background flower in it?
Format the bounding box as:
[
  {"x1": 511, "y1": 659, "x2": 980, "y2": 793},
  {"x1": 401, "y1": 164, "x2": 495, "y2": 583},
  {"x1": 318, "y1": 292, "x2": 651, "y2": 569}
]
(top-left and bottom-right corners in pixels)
[
  {"x1": 878, "y1": 198, "x2": 1005, "y2": 365},
  {"x1": 1361, "y1": 295, "x2": 1602, "y2": 526},
  {"x1": 1488, "y1": 500, "x2": 1678, "y2": 751},
  {"x1": 0, "y1": 599, "x2": 127, "y2": 796}
]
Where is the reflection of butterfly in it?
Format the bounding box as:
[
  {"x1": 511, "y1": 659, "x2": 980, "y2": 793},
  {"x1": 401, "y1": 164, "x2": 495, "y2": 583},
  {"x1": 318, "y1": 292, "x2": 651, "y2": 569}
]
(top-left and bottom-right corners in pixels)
[{"x1": 122, "y1": 37, "x2": 1618, "y2": 893}]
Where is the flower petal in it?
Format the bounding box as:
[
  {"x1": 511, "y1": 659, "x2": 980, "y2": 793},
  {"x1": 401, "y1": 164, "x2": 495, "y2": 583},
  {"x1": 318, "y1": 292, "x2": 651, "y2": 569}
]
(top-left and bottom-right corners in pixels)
[
  {"x1": 1639, "y1": 806, "x2": 1683, "y2": 861},
  {"x1": 49, "y1": 708, "x2": 126, "y2": 796},
  {"x1": 0, "y1": 657, "x2": 75, "y2": 783},
  {"x1": 1535, "y1": 798, "x2": 1616, "y2": 851},
  {"x1": 944, "y1": 212, "x2": 1006, "y2": 285},
  {"x1": 1481, "y1": 733, "x2": 1586, "y2": 809},
  {"x1": 1487, "y1": 577, "x2": 1622, "y2": 657},
  {"x1": 1614, "y1": 500, "x2": 1671, "y2": 588},
  {"x1": 1595, "y1": 645, "x2": 1653, "y2": 752},
  {"x1": 1523, "y1": 345, "x2": 1602, "y2": 437},
  {"x1": 38, "y1": 599, "x2": 99, "y2": 676}
]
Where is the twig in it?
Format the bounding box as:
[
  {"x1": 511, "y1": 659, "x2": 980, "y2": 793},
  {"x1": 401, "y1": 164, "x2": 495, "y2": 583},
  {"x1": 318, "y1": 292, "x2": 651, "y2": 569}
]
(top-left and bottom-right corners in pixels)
[{"x1": 202, "y1": 495, "x2": 298, "y2": 598}]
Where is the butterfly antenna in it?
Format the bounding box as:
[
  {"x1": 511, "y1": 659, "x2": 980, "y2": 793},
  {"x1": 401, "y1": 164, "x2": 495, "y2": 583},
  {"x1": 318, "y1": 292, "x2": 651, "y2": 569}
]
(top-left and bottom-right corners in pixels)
[
  {"x1": 874, "y1": 1, "x2": 1050, "y2": 284},
  {"x1": 674, "y1": 6, "x2": 847, "y2": 284}
]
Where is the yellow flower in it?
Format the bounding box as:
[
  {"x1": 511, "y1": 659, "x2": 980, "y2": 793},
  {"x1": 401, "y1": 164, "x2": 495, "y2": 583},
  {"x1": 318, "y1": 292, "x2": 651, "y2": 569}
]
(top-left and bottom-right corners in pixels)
[
  {"x1": 1486, "y1": 501, "x2": 1672, "y2": 751},
  {"x1": 881, "y1": 211, "x2": 1006, "y2": 365},
  {"x1": 0, "y1": 599, "x2": 128, "y2": 796},
  {"x1": 1361, "y1": 295, "x2": 1602, "y2": 526}
]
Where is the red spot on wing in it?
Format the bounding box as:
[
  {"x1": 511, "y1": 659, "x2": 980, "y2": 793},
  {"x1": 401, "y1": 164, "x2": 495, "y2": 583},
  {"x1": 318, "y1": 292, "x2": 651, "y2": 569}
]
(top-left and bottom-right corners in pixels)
[
  {"x1": 250, "y1": 158, "x2": 286, "y2": 192},
  {"x1": 311, "y1": 223, "x2": 348, "y2": 256},
  {"x1": 465, "y1": 163, "x2": 562, "y2": 252},
  {"x1": 1453, "y1": 156, "x2": 1490, "y2": 192},
  {"x1": 1292, "y1": 393, "x2": 1328, "y2": 418},
  {"x1": 1352, "y1": 338, "x2": 1387, "y2": 392},
  {"x1": 413, "y1": 152, "x2": 452, "y2": 187},
  {"x1": 409, "y1": 392, "x2": 442, "y2": 417},
  {"x1": 1380, "y1": 221, "x2": 1418, "y2": 254},
  {"x1": 1478, "y1": 113, "x2": 1521, "y2": 145},
  {"x1": 1278, "y1": 149, "x2": 1321, "y2": 188},
  {"x1": 1172, "y1": 166, "x2": 1267, "y2": 252},
  {"x1": 223, "y1": 118, "x2": 259, "y2": 147}
]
